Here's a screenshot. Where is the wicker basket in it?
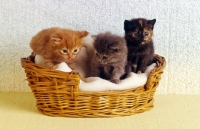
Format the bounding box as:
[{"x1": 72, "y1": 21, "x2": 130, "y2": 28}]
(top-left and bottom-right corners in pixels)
[{"x1": 21, "y1": 54, "x2": 166, "y2": 117}]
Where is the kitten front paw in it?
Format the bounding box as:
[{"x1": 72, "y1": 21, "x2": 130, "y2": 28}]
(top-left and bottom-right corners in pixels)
[
  {"x1": 81, "y1": 77, "x2": 86, "y2": 82},
  {"x1": 46, "y1": 64, "x2": 58, "y2": 69},
  {"x1": 44, "y1": 61, "x2": 58, "y2": 70},
  {"x1": 50, "y1": 64, "x2": 58, "y2": 70},
  {"x1": 110, "y1": 79, "x2": 120, "y2": 84},
  {"x1": 67, "y1": 62, "x2": 75, "y2": 70}
]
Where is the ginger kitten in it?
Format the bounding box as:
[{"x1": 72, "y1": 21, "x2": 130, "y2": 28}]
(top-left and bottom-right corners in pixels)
[
  {"x1": 30, "y1": 27, "x2": 88, "y2": 69},
  {"x1": 124, "y1": 18, "x2": 156, "y2": 73}
]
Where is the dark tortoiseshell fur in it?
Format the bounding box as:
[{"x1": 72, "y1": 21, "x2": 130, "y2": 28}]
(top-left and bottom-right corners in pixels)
[{"x1": 124, "y1": 18, "x2": 156, "y2": 73}]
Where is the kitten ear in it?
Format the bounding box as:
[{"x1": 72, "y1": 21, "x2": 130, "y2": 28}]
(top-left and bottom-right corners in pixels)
[
  {"x1": 147, "y1": 19, "x2": 156, "y2": 30},
  {"x1": 124, "y1": 20, "x2": 130, "y2": 30},
  {"x1": 91, "y1": 35, "x2": 97, "y2": 40},
  {"x1": 110, "y1": 47, "x2": 119, "y2": 53},
  {"x1": 51, "y1": 33, "x2": 62, "y2": 44},
  {"x1": 147, "y1": 19, "x2": 156, "y2": 26},
  {"x1": 124, "y1": 20, "x2": 130, "y2": 25},
  {"x1": 77, "y1": 31, "x2": 89, "y2": 38},
  {"x1": 124, "y1": 20, "x2": 130, "y2": 26},
  {"x1": 52, "y1": 37, "x2": 62, "y2": 44}
]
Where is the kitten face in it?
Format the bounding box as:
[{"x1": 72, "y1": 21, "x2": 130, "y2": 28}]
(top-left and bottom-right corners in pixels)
[
  {"x1": 124, "y1": 18, "x2": 156, "y2": 45},
  {"x1": 94, "y1": 49, "x2": 113, "y2": 64},
  {"x1": 94, "y1": 46, "x2": 121, "y2": 64},
  {"x1": 51, "y1": 30, "x2": 88, "y2": 62},
  {"x1": 93, "y1": 32, "x2": 127, "y2": 64}
]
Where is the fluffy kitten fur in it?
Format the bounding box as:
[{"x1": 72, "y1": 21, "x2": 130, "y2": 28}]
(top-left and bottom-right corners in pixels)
[
  {"x1": 30, "y1": 27, "x2": 88, "y2": 69},
  {"x1": 91, "y1": 32, "x2": 128, "y2": 84},
  {"x1": 124, "y1": 18, "x2": 156, "y2": 73}
]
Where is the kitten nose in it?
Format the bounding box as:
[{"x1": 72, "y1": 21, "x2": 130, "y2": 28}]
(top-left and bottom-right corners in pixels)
[{"x1": 68, "y1": 54, "x2": 72, "y2": 59}]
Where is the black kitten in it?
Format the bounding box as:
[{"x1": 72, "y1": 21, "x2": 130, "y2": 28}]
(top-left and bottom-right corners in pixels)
[
  {"x1": 124, "y1": 18, "x2": 156, "y2": 73},
  {"x1": 91, "y1": 32, "x2": 128, "y2": 84}
]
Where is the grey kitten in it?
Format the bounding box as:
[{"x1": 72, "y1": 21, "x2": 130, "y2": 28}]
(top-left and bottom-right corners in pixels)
[{"x1": 91, "y1": 32, "x2": 128, "y2": 84}]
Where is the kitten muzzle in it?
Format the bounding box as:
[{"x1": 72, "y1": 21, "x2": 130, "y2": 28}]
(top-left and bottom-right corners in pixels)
[
  {"x1": 140, "y1": 40, "x2": 147, "y2": 45},
  {"x1": 67, "y1": 54, "x2": 72, "y2": 59},
  {"x1": 99, "y1": 60, "x2": 106, "y2": 64}
]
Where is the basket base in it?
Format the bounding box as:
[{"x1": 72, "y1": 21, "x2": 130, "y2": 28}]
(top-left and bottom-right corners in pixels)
[{"x1": 36, "y1": 99, "x2": 154, "y2": 117}]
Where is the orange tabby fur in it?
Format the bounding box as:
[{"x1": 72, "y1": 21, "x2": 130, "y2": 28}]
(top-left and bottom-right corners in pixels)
[{"x1": 30, "y1": 27, "x2": 88, "y2": 69}]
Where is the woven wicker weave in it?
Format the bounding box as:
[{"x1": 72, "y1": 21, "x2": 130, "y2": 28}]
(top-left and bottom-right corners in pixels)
[{"x1": 21, "y1": 54, "x2": 166, "y2": 117}]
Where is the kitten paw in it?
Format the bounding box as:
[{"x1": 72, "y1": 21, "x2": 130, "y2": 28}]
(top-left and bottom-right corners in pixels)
[
  {"x1": 44, "y1": 62, "x2": 58, "y2": 70},
  {"x1": 110, "y1": 79, "x2": 120, "y2": 84},
  {"x1": 81, "y1": 77, "x2": 86, "y2": 82},
  {"x1": 50, "y1": 64, "x2": 58, "y2": 70}
]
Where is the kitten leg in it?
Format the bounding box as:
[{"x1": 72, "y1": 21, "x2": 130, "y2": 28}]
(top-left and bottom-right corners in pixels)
[
  {"x1": 132, "y1": 64, "x2": 137, "y2": 72},
  {"x1": 125, "y1": 62, "x2": 132, "y2": 74},
  {"x1": 91, "y1": 67, "x2": 101, "y2": 77},
  {"x1": 29, "y1": 52, "x2": 36, "y2": 62},
  {"x1": 67, "y1": 62, "x2": 75, "y2": 70},
  {"x1": 67, "y1": 62, "x2": 86, "y2": 82},
  {"x1": 43, "y1": 58, "x2": 58, "y2": 69},
  {"x1": 110, "y1": 66, "x2": 124, "y2": 84},
  {"x1": 68, "y1": 62, "x2": 86, "y2": 81},
  {"x1": 130, "y1": 56, "x2": 139, "y2": 73},
  {"x1": 91, "y1": 60, "x2": 102, "y2": 77},
  {"x1": 31, "y1": 51, "x2": 36, "y2": 56},
  {"x1": 137, "y1": 58, "x2": 149, "y2": 73}
]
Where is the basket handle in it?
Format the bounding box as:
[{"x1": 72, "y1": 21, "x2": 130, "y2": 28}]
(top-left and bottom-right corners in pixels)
[{"x1": 145, "y1": 55, "x2": 166, "y2": 91}]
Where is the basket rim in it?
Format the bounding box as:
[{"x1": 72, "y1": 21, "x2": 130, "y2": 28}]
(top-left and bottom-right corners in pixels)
[
  {"x1": 21, "y1": 54, "x2": 166, "y2": 93},
  {"x1": 21, "y1": 54, "x2": 165, "y2": 74}
]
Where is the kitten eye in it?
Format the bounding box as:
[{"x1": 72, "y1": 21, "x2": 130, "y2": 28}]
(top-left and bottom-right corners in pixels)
[
  {"x1": 61, "y1": 49, "x2": 68, "y2": 54},
  {"x1": 134, "y1": 32, "x2": 139, "y2": 37},
  {"x1": 73, "y1": 49, "x2": 79, "y2": 53},
  {"x1": 95, "y1": 53, "x2": 99, "y2": 56},
  {"x1": 144, "y1": 32, "x2": 149, "y2": 36},
  {"x1": 102, "y1": 56, "x2": 108, "y2": 60}
]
